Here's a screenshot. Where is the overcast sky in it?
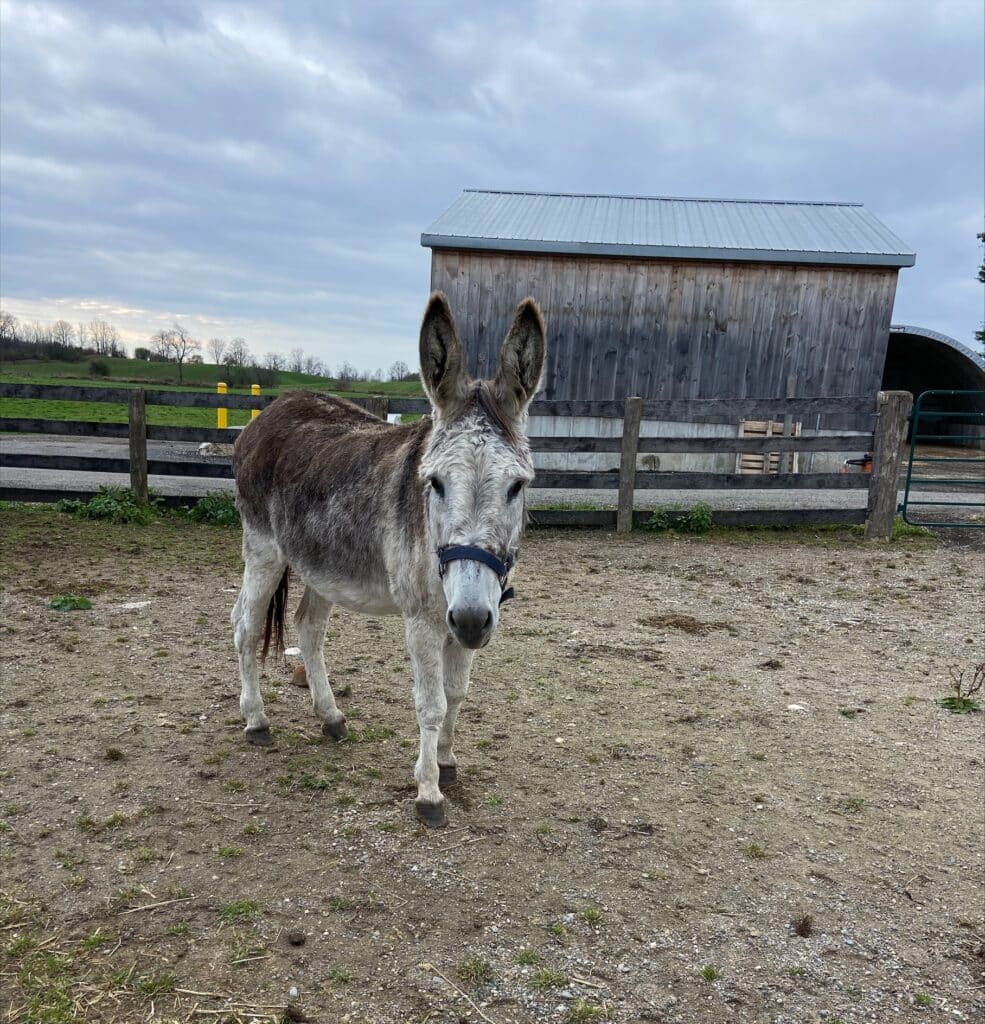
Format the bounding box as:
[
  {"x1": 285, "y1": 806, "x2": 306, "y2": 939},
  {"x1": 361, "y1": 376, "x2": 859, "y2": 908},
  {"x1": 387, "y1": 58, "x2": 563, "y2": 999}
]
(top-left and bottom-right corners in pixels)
[{"x1": 1, "y1": 0, "x2": 982, "y2": 370}]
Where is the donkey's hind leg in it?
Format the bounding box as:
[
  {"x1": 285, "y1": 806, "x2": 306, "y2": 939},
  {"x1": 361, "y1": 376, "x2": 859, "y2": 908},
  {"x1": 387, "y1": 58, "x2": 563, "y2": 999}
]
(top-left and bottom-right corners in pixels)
[
  {"x1": 233, "y1": 527, "x2": 286, "y2": 745},
  {"x1": 295, "y1": 586, "x2": 347, "y2": 741}
]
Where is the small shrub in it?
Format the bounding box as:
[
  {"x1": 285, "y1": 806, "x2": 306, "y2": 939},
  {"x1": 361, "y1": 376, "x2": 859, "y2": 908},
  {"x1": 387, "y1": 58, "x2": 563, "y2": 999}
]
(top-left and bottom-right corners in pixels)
[
  {"x1": 89, "y1": 358, "x2": 111, "y2": 377},
  {"x1": 791, "y1": 912, "x2": 814, "y2": 937},
  {"x1": 580, "y1": 907, "x2": 602, "y2": 926},
  {"x1": 681, "y1": 502, "x2": 713, "y2": 534},
  {"x1": 57, "y1": 487, "x2": 157, "y2": 525},
  {"x1": 515, "y1": 948, "x2": 540, "y2": 966},
  {"x1": 186, "y1": 493, "x2": 240, "y2": 526},
  {"x1": 530, "y1": 966, "x2": 567, "y2": 989},
  {"x1": 700, "y1": 964, "x2": 719, "y2": 982},
  {"x1": 937, "y1": 662, "x2": 984, "y2": 714},
  {"x1": 458, "y1": 956, "x2": 494, "y2": 985},
  {"x1": 642, "y1": 502, "x2": 713, "y2": 534},
  {"x1": 567, "y1": 1000, "x2": 610, "y2": 1022},
  {"x1": 642, "y1": 506, "x2": 677, "y2": 532},
  {"x1": 49, "y1": 594, "x2": 92, "y2": 611}
]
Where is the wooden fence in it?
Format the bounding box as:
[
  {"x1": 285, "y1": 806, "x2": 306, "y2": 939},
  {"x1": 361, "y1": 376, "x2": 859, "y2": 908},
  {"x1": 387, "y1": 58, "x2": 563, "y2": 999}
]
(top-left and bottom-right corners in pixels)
[{"x1": 0, "y1": 383, "x2": 913, "y2": 538}]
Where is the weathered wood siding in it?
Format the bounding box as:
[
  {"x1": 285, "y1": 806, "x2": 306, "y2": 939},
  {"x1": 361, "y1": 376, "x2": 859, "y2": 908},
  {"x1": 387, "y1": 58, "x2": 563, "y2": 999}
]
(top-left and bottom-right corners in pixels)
[{"x1": 430, "y1": 249, "x2": 899, "y2": 404}]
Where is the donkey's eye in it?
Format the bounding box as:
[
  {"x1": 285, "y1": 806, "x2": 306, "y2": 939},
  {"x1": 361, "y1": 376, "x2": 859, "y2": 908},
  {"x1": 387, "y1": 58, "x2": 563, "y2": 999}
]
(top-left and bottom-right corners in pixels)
[
  {"x1": 430, "y1": 477, "x2": 445, "y2": 499},
  {"x1": 507, "y1": 479, "x2": 525, "y2": 502}
]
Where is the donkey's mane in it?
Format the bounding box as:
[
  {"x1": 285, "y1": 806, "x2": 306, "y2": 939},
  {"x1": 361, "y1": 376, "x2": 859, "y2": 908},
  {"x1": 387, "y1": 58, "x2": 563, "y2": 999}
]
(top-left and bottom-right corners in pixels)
[{"x1": 467, "y1": 380, "x2": 521, "y2": 447}]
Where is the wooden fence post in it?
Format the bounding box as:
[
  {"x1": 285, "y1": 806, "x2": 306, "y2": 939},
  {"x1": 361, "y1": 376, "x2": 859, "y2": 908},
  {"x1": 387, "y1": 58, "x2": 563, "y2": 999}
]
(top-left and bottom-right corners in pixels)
[
  {"x1": 864, "y1": 390, "x2": 913, "y2": 540},
  {"x1": 365, "y1": 396, "x2": 388, "y2": 420},
  {"x1": 617, "y1": 396, "x2": 643, "y2": 534},
  {"x1": 779, "y1": 374, "x2": 798, "y2": 475},
  {"x1": 128, "y1": 388, "x2": 148, "y2": 504}
]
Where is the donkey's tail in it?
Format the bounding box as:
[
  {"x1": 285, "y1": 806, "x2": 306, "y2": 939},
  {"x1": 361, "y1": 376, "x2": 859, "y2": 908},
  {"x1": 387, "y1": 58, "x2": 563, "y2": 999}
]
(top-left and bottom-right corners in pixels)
[{"x1": 261, "y1": 568, "x2": 289, "y2": 664}]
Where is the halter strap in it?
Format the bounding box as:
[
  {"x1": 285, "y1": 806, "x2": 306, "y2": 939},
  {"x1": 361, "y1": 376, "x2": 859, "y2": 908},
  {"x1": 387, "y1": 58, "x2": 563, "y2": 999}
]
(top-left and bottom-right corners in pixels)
[{"x1": 437, "y1": 546, "x2": 516, "y2": 604}]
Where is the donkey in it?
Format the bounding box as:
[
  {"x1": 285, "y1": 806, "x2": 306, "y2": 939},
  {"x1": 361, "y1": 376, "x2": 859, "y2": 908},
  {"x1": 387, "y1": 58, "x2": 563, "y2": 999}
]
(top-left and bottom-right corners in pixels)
[{"x1": 231, "y1": 293, "x2": 546, "y2": 827}]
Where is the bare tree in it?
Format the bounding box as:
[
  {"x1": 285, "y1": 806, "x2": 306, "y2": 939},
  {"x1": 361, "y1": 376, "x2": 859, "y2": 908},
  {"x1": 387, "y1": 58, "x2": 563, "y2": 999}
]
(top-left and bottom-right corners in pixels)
[
  {"x1": 148, "y1": 324, "x2": 200, "y2": 381},
  {"x1": 150, "y1": 328, "x2": 172, "y2": 361},
  {"x1": 388, "y1": 359, "x2": 410, "y2": 382},
  {"x1": 263, "y1": 351, "x2": 285, "y2": 371},
  {"x1": 76, "y1": 322, "x2": 89, "y2": 349},
  {"x1": 166, "y1": 323, "x2": 200, "y2": 383},
  {"x1": 0, "y1": 311, "x2": 19, "y2": 343},
  {"x1": 303, "y1": 354, "x2": 324, "y2": 376},
  {"x1": 336, "y1": 361, "x2": 358, "y2": 388},
  {"x1": 225, "y1": 337, "x2": 251, "y2": 366},
  {"x1": 51, "y1": 320, "x2": 75, "y2": 346},
  {"x1": 208, "y1": 337, "x2": 227, "y2": 365},
  {"x1": 288, "y1": 346, "x2": 305, "y2": 374},
  {"x1": 88, "y1": 319, "x2": 121, "y2": 356}
]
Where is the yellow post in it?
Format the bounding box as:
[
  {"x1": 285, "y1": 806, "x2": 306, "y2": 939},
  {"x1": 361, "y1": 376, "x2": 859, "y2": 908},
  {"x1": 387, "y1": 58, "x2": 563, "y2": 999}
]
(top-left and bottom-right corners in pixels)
[
  {"x1": 251, "y1": 383, "x2": 261, "y2": 420},
  {"x1": 217, "y1": 382, "x2": 228, "y2": 429}
]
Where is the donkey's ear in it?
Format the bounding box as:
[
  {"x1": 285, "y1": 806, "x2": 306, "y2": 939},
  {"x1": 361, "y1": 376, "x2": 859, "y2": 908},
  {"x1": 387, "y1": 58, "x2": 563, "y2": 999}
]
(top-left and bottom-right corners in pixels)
[
  {"x1": 419, "y1": 292, "x2": 468, "y2": 416},
  {"x1": 494, "y1": 298, "x2": 546, "y2": 419}
]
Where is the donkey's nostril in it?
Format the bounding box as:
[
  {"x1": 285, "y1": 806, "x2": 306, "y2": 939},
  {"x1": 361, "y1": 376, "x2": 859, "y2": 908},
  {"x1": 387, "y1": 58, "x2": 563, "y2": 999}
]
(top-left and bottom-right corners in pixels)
[{"x1": 447, "y1": 605, "x2": 494, "y2": 649}]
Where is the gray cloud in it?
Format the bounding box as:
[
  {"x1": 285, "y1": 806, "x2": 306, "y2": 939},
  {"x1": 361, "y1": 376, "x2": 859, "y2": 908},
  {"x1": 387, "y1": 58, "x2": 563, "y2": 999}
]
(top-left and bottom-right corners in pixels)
[{"x1": 1, "y1": 0, "x2": 982, "y2": 367}]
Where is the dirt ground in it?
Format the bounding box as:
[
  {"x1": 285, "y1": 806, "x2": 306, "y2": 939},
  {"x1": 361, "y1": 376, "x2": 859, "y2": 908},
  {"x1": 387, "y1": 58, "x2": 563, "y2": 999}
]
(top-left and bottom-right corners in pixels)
[{"x1": 1, "y1": 506, "x2": 983, "y2": 1024}]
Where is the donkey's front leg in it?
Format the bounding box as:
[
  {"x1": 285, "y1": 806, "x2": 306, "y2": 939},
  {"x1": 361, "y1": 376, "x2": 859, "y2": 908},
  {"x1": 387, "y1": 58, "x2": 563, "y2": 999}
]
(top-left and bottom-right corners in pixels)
[
  {"x1": 437, "y1": 638, "x2": 474, "y2": 787},
  {"x1": 405, "y1": 615, "x2": 449, "y2": 827}
]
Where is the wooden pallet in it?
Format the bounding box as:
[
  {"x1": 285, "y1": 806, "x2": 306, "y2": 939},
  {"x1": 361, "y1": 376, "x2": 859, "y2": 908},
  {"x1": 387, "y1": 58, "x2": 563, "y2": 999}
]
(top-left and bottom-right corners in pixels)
[{"x1": 736, "y1": 419, "x2": 802, "y2": 473}]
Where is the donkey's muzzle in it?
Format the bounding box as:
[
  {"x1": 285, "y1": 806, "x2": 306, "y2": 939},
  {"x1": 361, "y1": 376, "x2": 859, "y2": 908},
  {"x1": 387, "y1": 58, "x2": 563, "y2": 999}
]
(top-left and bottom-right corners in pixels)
[{"x1": 447, "y1": 605, "x2": 494, "y2": 649}]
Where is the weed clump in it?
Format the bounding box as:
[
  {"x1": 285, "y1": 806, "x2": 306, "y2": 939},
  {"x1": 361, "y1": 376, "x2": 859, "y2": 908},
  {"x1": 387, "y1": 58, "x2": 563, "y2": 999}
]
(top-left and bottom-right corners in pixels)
[
  {"x1": 937, "y1": 663, "x2": 984, "y2": 714},
  {"x1": 185, "y1": 493, "x2": 240, "y2": 526},
  {"x1": 49, "y1": 594, "x2": 92, "y2": 611},
  {"x1": 57, "y1": 487, "x2": 157, "y2": 525},
  {"x1": 643, "y1": 502, "x2": 713, "y2": 534}
]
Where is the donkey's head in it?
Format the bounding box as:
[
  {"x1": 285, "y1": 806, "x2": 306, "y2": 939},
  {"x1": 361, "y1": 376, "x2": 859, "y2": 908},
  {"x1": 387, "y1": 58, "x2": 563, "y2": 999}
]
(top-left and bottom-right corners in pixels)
[{"x1": 419, "y1": 292, "x2": 546, "y2": 649}]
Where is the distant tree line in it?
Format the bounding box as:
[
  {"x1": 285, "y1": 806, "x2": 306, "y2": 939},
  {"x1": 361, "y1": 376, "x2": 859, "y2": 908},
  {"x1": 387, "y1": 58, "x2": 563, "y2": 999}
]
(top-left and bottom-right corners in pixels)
[
  {"x1": 0, "y1": 308, "x2": 421, "y2": 388},
  {"x1": 0, "y1": 311, "x2": 126, "y2": 362}
]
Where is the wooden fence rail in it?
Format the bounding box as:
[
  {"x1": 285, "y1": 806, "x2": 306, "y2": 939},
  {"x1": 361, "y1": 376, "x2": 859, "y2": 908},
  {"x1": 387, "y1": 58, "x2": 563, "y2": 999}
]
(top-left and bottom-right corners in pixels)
[{"x1": 0, "y1": 383, "x2": 911, "y2": 538}]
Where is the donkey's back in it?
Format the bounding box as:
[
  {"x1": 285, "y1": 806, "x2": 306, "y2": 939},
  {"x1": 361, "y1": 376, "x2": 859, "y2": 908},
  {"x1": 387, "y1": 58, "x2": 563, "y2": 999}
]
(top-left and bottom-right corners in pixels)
[{"x1": 233, "y1": 390, "x2": 421, "y2": 534}]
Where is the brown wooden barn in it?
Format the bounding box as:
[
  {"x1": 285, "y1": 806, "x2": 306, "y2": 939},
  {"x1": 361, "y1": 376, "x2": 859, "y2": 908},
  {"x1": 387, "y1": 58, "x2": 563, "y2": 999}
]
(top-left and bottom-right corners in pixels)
[{"x1": 421, "y1": 190, "x2": 917, "y2": 407}]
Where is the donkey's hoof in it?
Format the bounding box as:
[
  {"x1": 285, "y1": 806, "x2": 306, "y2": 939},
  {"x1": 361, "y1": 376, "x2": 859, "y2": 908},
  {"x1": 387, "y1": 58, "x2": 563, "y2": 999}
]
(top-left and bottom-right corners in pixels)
[
  {"x1": 321, "y1": 718, "x2": 349, "y2": 742},
  {"x1": 245, "y1": 727, "x2": 273, "y2": 747},
  {"x1": 438, "y1": 764, "x2": 458, "y2": 787},
  {"x1": 415, "y1": 799, "x2": 448, "y2": 829}
]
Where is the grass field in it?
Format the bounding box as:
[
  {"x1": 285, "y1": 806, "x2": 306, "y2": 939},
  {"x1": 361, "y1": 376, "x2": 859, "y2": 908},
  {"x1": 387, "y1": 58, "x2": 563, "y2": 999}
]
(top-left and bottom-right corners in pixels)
[{"x1": 1, "y1": 357, "x2": 425, "y2": 427}]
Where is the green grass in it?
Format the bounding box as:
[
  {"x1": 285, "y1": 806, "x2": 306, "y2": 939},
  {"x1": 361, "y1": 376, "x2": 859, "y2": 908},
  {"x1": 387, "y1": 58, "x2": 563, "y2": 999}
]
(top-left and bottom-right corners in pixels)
[
  {"x1": 530, "y1": 966, "x2": 567, "y2": 989},
  {"x1": 457, "y1": 956, "x2": 494, "y2": 985},
  {"x1": 48, "y1": 594, "x2": 92, "y2": 611},
  {"x1": 0, "y1": 357, "x2": 425, "y2": 429},
  {"x1": 218, "y1": 900, "x2": 261, "y2": 922}
]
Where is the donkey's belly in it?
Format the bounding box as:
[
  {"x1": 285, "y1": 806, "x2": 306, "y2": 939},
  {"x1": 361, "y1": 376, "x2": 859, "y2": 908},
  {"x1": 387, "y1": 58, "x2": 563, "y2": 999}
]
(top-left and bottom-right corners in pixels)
[{"x1": 304, "y1": 571, "x2": 400, "y2": 616}]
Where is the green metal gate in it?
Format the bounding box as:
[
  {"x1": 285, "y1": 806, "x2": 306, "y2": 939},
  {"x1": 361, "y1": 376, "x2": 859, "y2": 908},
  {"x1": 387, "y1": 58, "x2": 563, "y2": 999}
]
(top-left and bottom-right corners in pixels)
[{"x1": 900, "y1": 389, "x2": 985, "y2": 527}]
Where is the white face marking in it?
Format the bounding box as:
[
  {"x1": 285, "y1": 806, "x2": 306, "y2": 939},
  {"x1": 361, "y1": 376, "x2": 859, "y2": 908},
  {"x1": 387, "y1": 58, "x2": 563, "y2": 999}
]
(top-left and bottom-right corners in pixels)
[{"x1": 421, "y1": 410, "x2": 533, "y2": 648}]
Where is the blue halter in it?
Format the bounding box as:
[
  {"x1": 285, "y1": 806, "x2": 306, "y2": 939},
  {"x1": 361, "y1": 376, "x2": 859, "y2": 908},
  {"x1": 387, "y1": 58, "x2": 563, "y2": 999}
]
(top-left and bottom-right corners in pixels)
[{"x1": 437, "y1": 546, "x2": 515, "y2": 604}]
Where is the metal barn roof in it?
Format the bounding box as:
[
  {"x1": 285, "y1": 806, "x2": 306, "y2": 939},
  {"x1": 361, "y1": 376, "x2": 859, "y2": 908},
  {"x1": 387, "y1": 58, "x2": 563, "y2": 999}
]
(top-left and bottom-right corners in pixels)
[{"x1": 422, "y1": 189, "x2": 916, "y2": 268}]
